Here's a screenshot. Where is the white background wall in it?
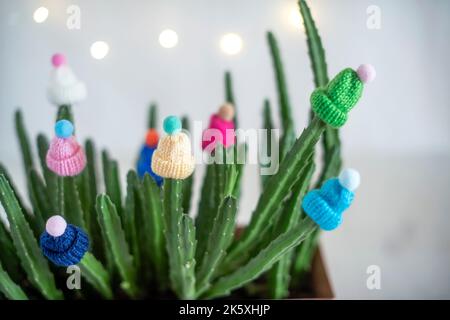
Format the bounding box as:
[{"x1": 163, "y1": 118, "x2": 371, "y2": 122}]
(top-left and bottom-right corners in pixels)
[{"x1": 1, "y1": 0, "x2": 449, "y2": 299}]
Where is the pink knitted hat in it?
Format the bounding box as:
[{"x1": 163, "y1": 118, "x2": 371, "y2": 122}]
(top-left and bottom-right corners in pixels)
[
  {"x1": 46, "y1": 120, "x2": 86, "y2": 176},
  {"x1": 202, "y1": 103, "x2": 236, "y2": 150}
]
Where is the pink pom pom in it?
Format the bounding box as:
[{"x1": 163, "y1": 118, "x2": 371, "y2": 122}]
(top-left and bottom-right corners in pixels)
[
  {"x1": 46, "y1": 215, "x2": 67, "y2": 237},
  {"x1": 51, "y1": 53, "x2": 66, "y2": 68},
  {"x1": 357, "y1": 64, "x2": 376, "y2": 83}
]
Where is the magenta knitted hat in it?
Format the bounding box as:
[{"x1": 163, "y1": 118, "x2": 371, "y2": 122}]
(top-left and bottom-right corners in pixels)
[
  {"x1": 202, "y1": 103, "x2": 236, "y2": 150},
  {"x1": 46, "y1": 120, "x2": 86, "y2": 176}
]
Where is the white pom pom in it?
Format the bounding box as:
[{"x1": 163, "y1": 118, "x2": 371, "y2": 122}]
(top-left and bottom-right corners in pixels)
[
  {"x1": 338, "y1": 168, "x2": 360, "y2": 191},
  {"x1": 357, "y1": 64, "x2": 376, "y2": 83},
  {"x1": 46, "y1": 215, "x2": 67, "y2": 237}
]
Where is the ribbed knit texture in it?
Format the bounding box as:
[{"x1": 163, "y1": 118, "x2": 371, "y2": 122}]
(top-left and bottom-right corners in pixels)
[
  {"x1": 46, "y1": 136, "x2": 86, "y2": 176},
  {"x1": 311, "y1": 68, "x2": 363, "y2": 128},
  {"x1": 47, "y1": 65, "x2": 87, "y2": 106},
  {"x1": 151, "y1": 132, "x2": 195, "y2": 180},
  {"x1": 302, "y1": 178, "x2": 354, "y2": 231},
  {"x1": 202, "y1": 114, "x2": 236, "y2": 150},
  {"x1": 40, "y1": 224, "x2": 89, "y2": 267},
  {"x1": 137, "y1": 145, "x2": 163, "y2": 185}
]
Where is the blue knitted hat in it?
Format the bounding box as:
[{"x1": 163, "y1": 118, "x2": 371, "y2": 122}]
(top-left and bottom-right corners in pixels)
[
  {"x1": 40, "y1": 215, "x2": 89, "y2": 267},
  {"x1": 137, "y1": 145, "x2": 163, "y2": 186},
  {"x1": 136, "y1": 129, "x2": 163, "y2": 186},
  {"x1": 302, "y1": 169, "x2": 360, "y2": 231}
]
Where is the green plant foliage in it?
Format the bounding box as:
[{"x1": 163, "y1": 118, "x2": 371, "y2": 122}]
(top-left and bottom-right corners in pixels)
[
  {"x1": 292, "y1": 145, "x2": 342, "y2": 278},
  {"x1": 15, "y1": 110, "x2": 34, "y2": 171},
  {"x1": 0, "y1": 261, "x2": 28, "y2": 300},
  {"x1": 59, "y1": 176, "x2": 86, "y2": 230},
  {"x1": 0, "y1": 175, "x2": 62, "y2": 299},
  {"x1": 291, "y1": 0, "x2": 343, "y2": 283},
  {"x1": 298, "y1": 0, "x2": 340, "y2": 155},
  {"x1": 78, "y1": 252, "x2": 113, "y2": 299},
  {"x1": 36, "y1": 134, "x2": 58, "y2": 211},
  {"x1": 79, "y1": 139, "x2": 104, "y2": 258},
  {"x1": 181, "y1": 116, "x2": 194, "y2": 214},
  {"x1": 56, "y1": 104, "x2": 74, "y2": 123},
  {"x1": 148, "y1": 103, "x2": 158, "y2": 129},
  {"x1": 141, "y1": 174, "x2": 167, "y2": 285},
  {"x1": 27, "y1": 169, "x2": 49, "y2": 230},
  {"x1": 195, "y1": 164, "x2": 216, "y2": 264},
  {"x1": 96, "y1": 194, "x2": 138, "y2": 298},
  {"x1": 123, "y1": 171, "x2": 141, "y2": 274},
  {"x1": 163, "y1": 179, "x2": 197, "y2": 299},
  {"x1": 221, "y1": 117, "x2": 325, "y2": 273},
  {"x1": 267, "y1": 161, "x2": 315, "y2": 298},
  {"x1": 102, "y1": 151, "x2": 123, "y2": 218},
  {"x1": 204, "y1": 218, "x2": 316, "y2": 299},
  {"x1": 224, "y1": 71, "x2": 238, "y2": 127},
  {"x1": 196, "y1": 196, "x2": 237, "y2": 296},
  {"x1": 267, "y1": 32, "x2": 295, "y2": 138},
  {"x1": 261, "y1": 99, "x2": 274, "y2": 187},
  {"x1": 0, "y1": 1, "x2": 367, "y2": 299},
  {"x1": 0, "y1": 218, "x2": 22, "y2": 282}
]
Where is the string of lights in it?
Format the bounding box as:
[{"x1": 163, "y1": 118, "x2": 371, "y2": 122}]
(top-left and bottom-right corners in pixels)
[{"x1": 32, "y1": 4, "x2": 304, "y2": 59}]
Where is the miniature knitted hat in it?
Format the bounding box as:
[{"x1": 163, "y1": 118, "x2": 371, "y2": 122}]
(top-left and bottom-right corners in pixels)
[
  {"x1": 46, "y1": 119, "x2": 86, "y2": 176},
  {"x1": 137, "y1": 129, "x2": 163, "y2": 185},
  {"x1": 302, "y1": 168, "x2": 360, "y2": 231},
  {"x1": 202, "y1": 103, "x2": 236, "y2": 150},
  {"x1": 47, "y1": 53, "x2": 87, "y2": 106},
  {"x1": 151, "y1": 116, "x2": 195, "y2": 180},
  {"x1": 40, "y1": 215, "x2": 89, "y2": 267},
  {"x1": 311, "y1": 64, "x2": 376, "y2": 128}
]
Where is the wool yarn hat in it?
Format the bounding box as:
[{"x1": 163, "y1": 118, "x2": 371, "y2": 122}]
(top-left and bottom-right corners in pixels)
[
  {"x1": 151, "y1": 116, "x2": 195, "y2": 180},
  {"x1": 40, "y1": 215, "x2": 89, "y2": 267},
  {"x1": 311, "y1": 64, "x2": 375, "y2": 128},
  {"x1": 137, "y1": 129, "x2": 163, "y2": 185},
  {"x1": 46, "y1": 119, "x2": 86, "y2": 176},
  {"x1": 302, "y1": 168, "x2": 360, "y2": 231},
  {"x1": 47, "y1": 53, "x2": 87, "y2": 106},
  {"x1": 202, "y1": 103, "x2": 236, "y2": 150}
]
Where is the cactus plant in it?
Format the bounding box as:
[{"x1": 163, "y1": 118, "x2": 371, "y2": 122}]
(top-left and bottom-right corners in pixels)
[{"x1": 0, "y1": 1, "x2": 375, "y2": 299}]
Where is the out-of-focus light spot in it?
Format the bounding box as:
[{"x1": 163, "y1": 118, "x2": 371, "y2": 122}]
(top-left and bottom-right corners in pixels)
[
  {"x1": 159, "y1": 29, "x2": 178, "y2": 48},
  {"x1": 289, "y1": 7, "x2": 302, "y2": 29},
  {"x1": 90, "y1": 41, "x2": 109, "y2": 60},
  {"x1": 33, "y1": 7, "x2": 49, "y2": 23},
  {"x1": 220, "y1": 33, "x2": 243, "y2": 55}
]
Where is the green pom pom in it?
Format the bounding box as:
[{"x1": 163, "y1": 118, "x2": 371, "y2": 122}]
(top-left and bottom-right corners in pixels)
[
  {"x1": 311, "y1": 68, "x2": 363, "y2": 128},
  {"x1": 163, "y1": 116, "x2": 182, "y2": 135}
]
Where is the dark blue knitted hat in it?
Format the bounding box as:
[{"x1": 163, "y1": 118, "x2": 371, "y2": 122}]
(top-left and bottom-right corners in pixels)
[{"x1": 40, "y1": 215, "x2": 89, "y2": 267}]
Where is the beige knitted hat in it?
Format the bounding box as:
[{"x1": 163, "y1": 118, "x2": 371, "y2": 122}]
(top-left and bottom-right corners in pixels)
[{"x1": 151, "y1": 116, "x2": 195, "y2": 180}]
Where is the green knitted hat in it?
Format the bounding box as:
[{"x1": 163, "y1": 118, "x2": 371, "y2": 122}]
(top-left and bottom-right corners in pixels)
[{"x1": 311, "y1": 65, "x2": 374, "y2": 128}]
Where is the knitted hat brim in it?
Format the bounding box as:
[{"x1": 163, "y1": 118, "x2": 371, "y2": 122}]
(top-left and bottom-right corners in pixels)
[
  {"x1": 151, "y1": 153, "x2": 194, "y2": 180},
  {"x1": 302, "y1": 190, "x2": 342, "y2": 231},
  {"x1": 46, "y1": 147, "x2": 86, "y2": 176},
  {"x1": 311, "y1": 89, "x2": 348, "y2": 128},
  {"x1": 40, "y1": 225, "x2": 89, "y2": 267},
  {"x1": 47, "y1": 82, "x2": 87, "y2": 106}
]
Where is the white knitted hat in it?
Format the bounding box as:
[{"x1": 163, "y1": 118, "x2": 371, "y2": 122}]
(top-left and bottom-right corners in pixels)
[{"x1": 47, "y1": 53, "x2": 87, "y2": 106}]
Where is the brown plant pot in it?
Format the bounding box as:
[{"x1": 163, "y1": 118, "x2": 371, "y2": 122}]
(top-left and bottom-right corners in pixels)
[{"x1": 291, "y1": 247, "x2": 334, "y2": 299}]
